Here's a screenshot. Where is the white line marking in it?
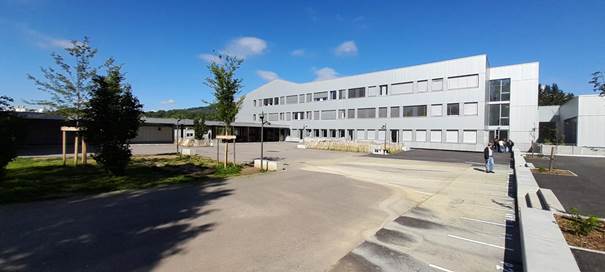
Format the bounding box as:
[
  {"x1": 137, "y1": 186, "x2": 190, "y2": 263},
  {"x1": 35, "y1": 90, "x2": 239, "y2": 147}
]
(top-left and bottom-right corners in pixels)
[
  {"x1": 448, "y1": 234, "x2": 513, "y2": 251},
  {"x1": 460, "y1": 217, "x2": 510, "y2": 227},
  {"x1": 569, "y1": 245, "x2": 605, "y2": 255},
  {"x1": 413, "y1": 190, "x2": 433, "y2": 196},
  {"x1": 429, "y1": 263, "x2": 455, "y2": 272}
]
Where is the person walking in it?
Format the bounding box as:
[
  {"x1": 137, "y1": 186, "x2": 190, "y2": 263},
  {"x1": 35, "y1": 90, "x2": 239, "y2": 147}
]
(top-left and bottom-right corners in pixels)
[
  {"x1": 498, "y1": 138, "x2": 505, "y2": 153},
  {"x1": 484, "y1": 143, "x2": 495, "y2": 173}
]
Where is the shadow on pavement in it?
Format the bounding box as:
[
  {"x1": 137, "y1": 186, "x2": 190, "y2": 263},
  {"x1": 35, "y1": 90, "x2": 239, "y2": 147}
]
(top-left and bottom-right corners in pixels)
[{"x1": 0, "y1": 179, "x2": 232, "y2": 271}]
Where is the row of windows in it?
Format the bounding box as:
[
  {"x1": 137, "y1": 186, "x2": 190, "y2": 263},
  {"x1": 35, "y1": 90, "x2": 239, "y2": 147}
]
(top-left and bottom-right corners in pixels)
[
  {"x1": 300, "y1": 129, "x2": 478, "y2": 144},
  {"x1": 252, "y1": 102, "x2": 479, "y2": 121},
  {"x1": 252, "y1": 74, "x2": 480, "y2": 107}
]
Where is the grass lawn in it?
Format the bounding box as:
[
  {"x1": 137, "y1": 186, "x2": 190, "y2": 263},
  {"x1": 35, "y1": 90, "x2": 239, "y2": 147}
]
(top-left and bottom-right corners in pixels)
[{"x1": 0, "y1": 155, "x2": 244, "y2": 204}]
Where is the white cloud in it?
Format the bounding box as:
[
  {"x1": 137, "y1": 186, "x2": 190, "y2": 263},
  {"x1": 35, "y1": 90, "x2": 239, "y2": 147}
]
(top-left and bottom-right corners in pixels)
[
  {"x1": 19, "y1": 24, "x2": 75, "y2": 49},
  {"x1": 198, "y1": 53, "x2": 222, "y2": 64},
  {"x1": 256, "y1": 70, "x2": 279, "y2": 82},
  {"x1": 290, "y1": 49, "x2": 305, "y2": 57},
  {"x1": 314, "y1": 67, "x2": 339, "y2": 81},
  {"x1": 199, "y1": 36, "x2": 268, "y2": 63},
  {"x1": 335, "y1": 40, "x2": 358, "y2": 56},
  {"x1": 160, "y1": 99, "x2": 175, "y2": 105}
]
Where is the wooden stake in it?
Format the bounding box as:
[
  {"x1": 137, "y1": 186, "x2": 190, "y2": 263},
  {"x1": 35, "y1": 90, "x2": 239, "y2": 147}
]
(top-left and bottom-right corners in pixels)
[
  {"x1": 62, "y1": 130, "x2": 67, "y2": 165},
  {"x1": 74, "y1": 135, "x2": 79, "y2": 166},
  {"x1": 224, "y1": 141, "x2": 228, "y2": 167},
  {"x1": 233, "y1": 139, "x2": 236, "y2": 165},
  {"x1": 548, "y1": 146, "x2": 555, "y2": 172}
]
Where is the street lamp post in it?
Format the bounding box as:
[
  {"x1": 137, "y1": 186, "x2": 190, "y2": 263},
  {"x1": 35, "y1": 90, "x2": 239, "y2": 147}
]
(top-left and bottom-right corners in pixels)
[
  {"x1": 259, "y1": 112, "x2": 270, "y2": 171},
  {"x1": 381, "y1": 123, "x2": 387, "y2": 155}
]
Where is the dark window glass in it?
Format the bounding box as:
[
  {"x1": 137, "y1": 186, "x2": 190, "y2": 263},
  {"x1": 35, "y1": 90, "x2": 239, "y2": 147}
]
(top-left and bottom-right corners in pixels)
[
  {"x1": 347, "y1": 109, "x2": 355, "y2": 119},
  {"x1": 489, "y1": 78, "x2": 511, "y2": 102},
  {"x1": 403, "y1": 105, "x2": 427, "y2": 117},
  {"x1": 378, "y1": 107, "x2": 387, "y2": 118},
  {"x1": 348, "y1": 87, "x2": 366, "y2": 98},
  {"x1": 447, "y1": 103, "x2": 459, "y2": 116}
]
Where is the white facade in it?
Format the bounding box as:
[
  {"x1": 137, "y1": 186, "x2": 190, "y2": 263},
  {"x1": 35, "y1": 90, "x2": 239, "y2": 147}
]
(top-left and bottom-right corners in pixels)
[{"x1": 236, "y1": 55, "x2": 540, "y2": 151}]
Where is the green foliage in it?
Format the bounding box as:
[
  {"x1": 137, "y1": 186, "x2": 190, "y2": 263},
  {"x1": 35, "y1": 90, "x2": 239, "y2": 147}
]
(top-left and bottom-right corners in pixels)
[
  {"x1": 214, "y1": 163, "x2": 242, "y2": 177},
  {"x1": 538, "y1": 122, "x2": 561, "y2": 144},
  {"x1": 205, "y1": 54, "x2": 244, "y2": 135},
  {"x1": 82, "y1": 66, "x2": 143, "y2": 175},
  {"x1": 0, "y1": 96, "x2": 22, "y2": 176},
  {"x1": 538, "y1": 83, "x2": 574, "y2": 106},
  {"x1": 144, "y1": 104, "x2": 218, "y2": 120},
  {"x1": 569, "y1": 208, "x2": 601, "y2": 236},
  {"x1": 0, "y1": 156, "x2": 235, "y2": 204},
  {"x1": 589, "y1": 71, "x2": 605, "y2": 96},
  {"x1": 27, "y1": 37, "x2": 111, "y2": 123},
  {"x1": 193, "y1": 115, "x2": 208, "y2": 140}
]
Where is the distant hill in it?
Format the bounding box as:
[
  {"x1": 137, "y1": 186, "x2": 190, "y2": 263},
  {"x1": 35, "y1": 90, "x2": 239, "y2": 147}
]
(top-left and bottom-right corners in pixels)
[{"x1": 144, "y1": 105, "x2": 217, "y2": 120}]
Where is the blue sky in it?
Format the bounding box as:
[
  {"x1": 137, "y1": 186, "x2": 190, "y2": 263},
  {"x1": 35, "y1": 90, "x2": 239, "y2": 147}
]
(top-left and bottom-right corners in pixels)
[{"x1": 1, "y1": 0, "x2": 604, "y2": 111}]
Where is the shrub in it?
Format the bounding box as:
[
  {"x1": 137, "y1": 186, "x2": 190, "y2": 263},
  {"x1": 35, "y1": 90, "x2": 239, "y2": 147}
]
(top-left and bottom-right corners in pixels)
[
  {"x1": 0, "y1": 96, "x2": 22, "y2": 177},
  {"x1": 214, "y1": 164, "x2": 242, "y2": 176},
  {"x1": 570, "y1": 208, "x2": 601, "y2": 236}
]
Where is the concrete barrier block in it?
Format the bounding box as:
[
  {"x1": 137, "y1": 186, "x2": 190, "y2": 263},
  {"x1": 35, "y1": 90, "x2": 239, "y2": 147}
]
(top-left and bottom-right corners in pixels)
[
  {"x1": 253, "y1": 159, "x2": 278, "y2": 171},
  {"x1": 538, "y1": 189, "x2": 566, "y2": 213}
]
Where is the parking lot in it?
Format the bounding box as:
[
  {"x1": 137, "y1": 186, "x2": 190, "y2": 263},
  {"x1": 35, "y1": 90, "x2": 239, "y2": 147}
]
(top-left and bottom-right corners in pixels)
[{"x1": 2, "y1": 143, "x2": 519, "y2": 271}]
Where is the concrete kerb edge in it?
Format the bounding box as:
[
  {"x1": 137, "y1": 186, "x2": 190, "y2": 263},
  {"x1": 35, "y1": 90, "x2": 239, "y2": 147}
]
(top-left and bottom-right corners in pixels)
[{"x1": 512, "y1": 148, "x2": 581, "y2": 272}]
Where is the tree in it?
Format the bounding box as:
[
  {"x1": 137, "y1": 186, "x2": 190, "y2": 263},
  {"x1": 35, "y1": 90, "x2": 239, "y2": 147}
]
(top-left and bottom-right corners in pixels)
[
  {"x1": 589, "y1": 71, "x2": 605, "y2": 96},
  {"x1": 27, "y1": 37, "x2": 110, "y2": 124},
  {"x1": 193, "y1": 114, "x2": 208, "y2": 140},
  {"x1": 82, "y1": 66, "x2": 143, "y2": 175},
  {"x1": 0, "y1": 96, "x2": 22, "y2": 176},
  {"x1": 538, "y1": 83, "x2": 574, "y2": 106},
  {"x1": 205, "y1": 54, "x2": 244, "y2": 135}
]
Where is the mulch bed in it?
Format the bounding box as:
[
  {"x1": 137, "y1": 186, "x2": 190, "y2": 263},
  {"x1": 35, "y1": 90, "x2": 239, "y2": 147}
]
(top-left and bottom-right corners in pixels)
[
  {"x1": 556, "y1": 214, "x2": 605, "y2": 251},
  {"x1": 531, "y1": 168, "x2": 576, "y2": 176}
]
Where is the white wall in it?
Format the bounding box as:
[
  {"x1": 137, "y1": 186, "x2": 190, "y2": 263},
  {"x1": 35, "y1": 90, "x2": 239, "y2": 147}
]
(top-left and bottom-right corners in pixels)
[{"x1": 577, "y1": 95, "x2": 605, "y2": 147}]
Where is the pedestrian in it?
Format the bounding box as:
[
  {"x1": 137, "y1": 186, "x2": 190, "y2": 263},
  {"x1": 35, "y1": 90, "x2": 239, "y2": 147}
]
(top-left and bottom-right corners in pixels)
[
  {"x1": 508, "y1": 139, "x2": 514, "y2": 151},
  {"x1": 498, "y1": 138, "x2": 505, "y2": 153},
  {"x1": 484, "y1": 143, "x2": 495, "y2": 173}
]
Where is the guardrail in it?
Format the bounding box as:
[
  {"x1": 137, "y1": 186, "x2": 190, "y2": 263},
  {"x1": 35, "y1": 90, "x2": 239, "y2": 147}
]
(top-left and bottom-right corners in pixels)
[{"x1": 512, "y1": 148, "x2": 580, "y2": 272}]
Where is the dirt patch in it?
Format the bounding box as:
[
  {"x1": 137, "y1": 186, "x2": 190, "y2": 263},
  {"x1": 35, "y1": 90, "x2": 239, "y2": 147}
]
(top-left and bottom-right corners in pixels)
[
  {"x1": 556, "y1": 215, "x2": 605, "y2": 251},
  {"x1": 531, "y1": 168, "x2": 576, "y2": 176}
]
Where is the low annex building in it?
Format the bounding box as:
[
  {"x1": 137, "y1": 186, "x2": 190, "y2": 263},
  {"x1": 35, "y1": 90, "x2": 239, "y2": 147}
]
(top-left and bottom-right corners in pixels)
[{"x1": 236, "y1": 54, "x2": 540, "y2": 151}]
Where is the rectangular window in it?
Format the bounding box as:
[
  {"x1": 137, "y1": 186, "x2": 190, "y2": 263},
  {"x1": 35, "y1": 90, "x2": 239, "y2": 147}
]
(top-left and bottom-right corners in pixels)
[
  {"x1": 330, "y1": 90, "x2": 337, "y2": 100},
  {"x1": 378, "y1": 107, "x2": 387, "y2": 118},
  {"x1": 402, "y1": 130, "x2": 413, "y2": 141},
  {"x1": 367, "y1": 130, "x2": 376, "y2": 140},
  {"x1": 306, "y1": 93, "x2": 312, "y2": 102},
  {"x1": 357, "y1": 130, "x2": 366, "y2": 140},
  {"x1": 417, "y1": 80, "x2": 428, "y2": 92},
  {"x1": 378, "y1": 130, "x2": 385, "y2": 141},
  {"x1": 321, "y1": 110, "x2": 337, "y2": 120},
  {"x1": 415, "y1": 130, "x2": 427, "y2": 142},
  {"x1": 347, "y1": 109, "x2": 355, "y2": 119},
  {"x1": 263, "y1": 98, "x2": 273, "y2": 106},
  {"x1": 379, "y1": 85, "x2": 388, "y2": 96},
  {"x1": 431, "y1": 104, "x2": 443, "y2": 116},
  {"x1": 313, "y1": 110, "x2": 319, "y2": 120},
  {"x1": 448, "y1": 74, "x2": 479, "y2": 90},
  {"x1": 306, "y1": 111, "x2": 312, "y2": 119},
  {"x1": 286, "y1": 95, "x2": 298, "y2": 104},
  {"x1": 279, "y1": 96, "x2": 285, "y2": 105},
  {"x1": 274, "y1": 97, "x2": 279, "y2": 105},
  {"x1": 314, "y1": 91, "x2": 328, "y2": 101},
  {"x1": 489, "y1": 104, "x2": 510, "y2": 126},
  {"x1": 348, "y1": 87, "x2": 366, "y2": 98},
  {"x1": 279, "y1": 112, "x2": 284, "y2": 120},
  {"x1": 447, "y1": 103, "x2": 460, "y2": 116},
  {"x1": 253, "y1": 114, "x2": 256, "y2": 121},
  {"x1": 299, "y1": 94, "x2": 305, "y2": 103},
  {"x1": 338, "y1": 109, "x2": 346, "y2": 119},
  {"x1": 431, "y1": 78, "x2": 443, "y2": 91},
  {"x1": 268, "y1": 113, "x2": 278, "y2": 121},
  {"x1": 357, "y1": 108, "x2": 376, "y2": 118},
  {"x1": 403, "y1": 105, "x2": 427, "y2": 117},
  {"x1": 446, "y1": 130, "x2": 458, "y2": 143},
  {"x1": 390, "y1": 106, "x2": 400, "y2": 118},
  {"x1": 430, "y1": 130, "x2": 442, "y2": 142},
  {"x1": 391, "y1": 82, "x2": 413, "y2": 95},
  {"x1": 338, "y1": 89, "x2": 346, "y2": 99},
  {"x1": 463, "y1": 102, "x2": 478, "y2": 115},
  {"x1": 463, "y1": 130, "x2": 477, "y2": 144},
  {"x1": 286, "y1": 112, "x2": 291, "y2": 121},
  {"x1": 489, "y1": 78, "x2": 511, "y2": 101},
  {"x1": 368, "y1": 86, "x2": 378, "y2": 97},
  {"x1": 253, "y1": 100, "x2": 257, "y2": 107}
]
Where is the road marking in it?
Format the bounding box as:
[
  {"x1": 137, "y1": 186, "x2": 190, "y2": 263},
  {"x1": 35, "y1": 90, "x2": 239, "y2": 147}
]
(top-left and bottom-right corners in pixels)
[
  {"x1": 569, "y1": 245, "x2": 605, "y2": 255},
  {"x1": 448, "y1": 234, "x2": 512, "y2": 251},
  {"x1": 429, "y1": 263, "x2": 455, "y2": 272},
  {"x1": 414, "y1": 190, "x2": 433, "y2": 196},
  {"x1": 460, "y1": 217, "x2": 510, "y2": 227}
]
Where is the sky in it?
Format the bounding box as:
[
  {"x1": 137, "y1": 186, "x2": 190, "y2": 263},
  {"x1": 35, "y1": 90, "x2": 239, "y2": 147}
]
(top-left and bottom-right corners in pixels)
[{"x1": 1, "y1": 0, "x2": 604, "y2": 111}]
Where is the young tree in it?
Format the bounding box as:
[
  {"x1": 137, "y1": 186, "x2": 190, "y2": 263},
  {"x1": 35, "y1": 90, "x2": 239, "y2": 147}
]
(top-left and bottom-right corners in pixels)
[
  {"x1": 27, "y1": 37, "x2": 110, "y2": 124},
  {"x1": 205, "y1": 54, "x2": 244, "y2": 135},
  {"x1": 82, "y1": 66, "x2": 143, "y2": 175},
  {"x1": 0, "y1": 96, "x2": 22, "y2": 176},
  {"x1": 538, "y1": 83, "x2": 574, "y2": 106},
  {"x1": 589, "y1": 71, "x2": 605, "y2": 96},
  {"x1": 193, "y1": 114, "x2": 208, "y2": 140}
]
